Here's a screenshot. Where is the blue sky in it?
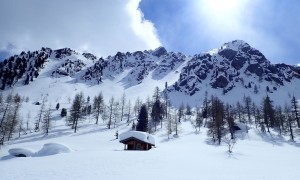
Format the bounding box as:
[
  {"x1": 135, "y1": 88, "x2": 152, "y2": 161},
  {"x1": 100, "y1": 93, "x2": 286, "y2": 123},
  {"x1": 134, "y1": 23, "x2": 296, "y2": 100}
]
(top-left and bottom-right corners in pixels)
[
  {"x1": 139, "y1": 0, "x2": 300, "y2": 65},
  {"x1": 0, "y1": 0, "x2": 299, "y2": 65}
]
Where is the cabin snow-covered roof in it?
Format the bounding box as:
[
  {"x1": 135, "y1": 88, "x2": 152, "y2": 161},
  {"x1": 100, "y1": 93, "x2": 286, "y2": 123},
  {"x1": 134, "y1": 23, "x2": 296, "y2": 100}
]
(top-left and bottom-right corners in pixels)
[{"x1": 119, "y1": 131, "x2": 155, "y2": 145}]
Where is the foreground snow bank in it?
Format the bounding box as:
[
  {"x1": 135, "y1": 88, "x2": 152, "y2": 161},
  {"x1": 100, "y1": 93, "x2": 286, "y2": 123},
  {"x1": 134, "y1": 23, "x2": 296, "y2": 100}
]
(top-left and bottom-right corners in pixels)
[
  {"x1": 8, "y1": 143, "x2": 72, "y2": 157},
  {"x1": 35, "y1": 143, "x2": 72, "y2": 157},
  {"x1": 8, "y1": 148, "x2": 35, "y2": 157}
]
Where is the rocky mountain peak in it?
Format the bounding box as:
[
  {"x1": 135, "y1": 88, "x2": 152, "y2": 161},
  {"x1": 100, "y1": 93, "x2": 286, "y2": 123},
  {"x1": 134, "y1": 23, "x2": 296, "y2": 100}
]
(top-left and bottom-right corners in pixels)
[
  {"x1": 167, "y1": 40, "x2": 299, "y2": 96},
  {"x1": 152, "y1": 46, "x2": 167, "y2": 57},
  {"x1": 221, "y1": 40, "x2": 250, "y2": 51}
]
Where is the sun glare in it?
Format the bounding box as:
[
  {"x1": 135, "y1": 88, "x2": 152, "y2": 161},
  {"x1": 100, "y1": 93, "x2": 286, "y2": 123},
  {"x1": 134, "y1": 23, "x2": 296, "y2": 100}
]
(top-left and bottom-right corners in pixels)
[
  {"x1": 205, "y1": 0, "x2": 239, "y2": 13},
  {"x1": 193, "y1": 0, "x2": 250, "y2": 23}
]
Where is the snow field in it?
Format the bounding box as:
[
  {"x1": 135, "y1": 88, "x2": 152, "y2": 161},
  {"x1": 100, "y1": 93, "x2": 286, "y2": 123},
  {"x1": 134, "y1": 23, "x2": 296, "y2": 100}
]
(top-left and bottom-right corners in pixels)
[{"x1": 1, "y1": 119, "x2": 300, "y2": 180}]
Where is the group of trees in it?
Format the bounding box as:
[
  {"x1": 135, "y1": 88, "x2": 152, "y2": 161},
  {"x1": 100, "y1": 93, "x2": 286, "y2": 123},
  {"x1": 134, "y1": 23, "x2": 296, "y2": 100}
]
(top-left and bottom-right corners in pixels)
[
  {"x1": 0, "y1": 92, "x2": 58, "y2": 148},
  {"x1": 33, "y1": 95, "x2": 54, "y2": 136},
  {"x1": 64, "y1": 85, "x2": 181, "y2": 137},
  {"x1": 65, "y1": 87, "x2": 167, "y2": 134},
  {"x1": 203, "y1": 92, "x2": 300, "y2": 145},
  {"x1": 135, "y1": 86, "x2": 183, "y2": 140},
  {"x1": 0, "y1": 93, "x2": 26, "y2": 146}
]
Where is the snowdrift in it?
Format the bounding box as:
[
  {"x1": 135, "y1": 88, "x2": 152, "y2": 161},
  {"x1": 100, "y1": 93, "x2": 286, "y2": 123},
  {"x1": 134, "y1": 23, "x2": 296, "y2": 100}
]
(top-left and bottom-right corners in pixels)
[
  {"x1": 35, "y1": 143, "x2": 72, "y2": 157},
  {"x1": 8, "y1": 143, "x2": 72, "y2": 157},
  {"x1": 8, "y1": 148, "x2": 35, "y2": 157}
]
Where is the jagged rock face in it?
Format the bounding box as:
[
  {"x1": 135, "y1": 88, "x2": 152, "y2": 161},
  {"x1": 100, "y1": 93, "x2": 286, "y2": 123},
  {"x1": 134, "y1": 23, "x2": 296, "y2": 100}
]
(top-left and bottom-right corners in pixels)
[
  {"x1": 52, "y1": 59, "x2": 86, "y2": 77},
  {"x1": 82, "y1": 48, "x2": 186, "y2": 86},
  {"x1": 167, "y1": 40, "x2": 300, "y2": 96},
  {"x1": 0, "y1": 48, "x2": 51, "y2": 89},
  {"x1": 82, "y1": 53, "x2": 97, "y2": 60},
  {"x1": 0, "y1": 47, "x2": 86, "y2": 89},
  {"x1": 246, "y1": 64, "x2": 263, "y2": 77},
  {"x1": 211, "y1": 76, "x2": 229, "y2": 89},
  {"x1": 54, "y1": 48, "x2": 74, "y2": 59}
]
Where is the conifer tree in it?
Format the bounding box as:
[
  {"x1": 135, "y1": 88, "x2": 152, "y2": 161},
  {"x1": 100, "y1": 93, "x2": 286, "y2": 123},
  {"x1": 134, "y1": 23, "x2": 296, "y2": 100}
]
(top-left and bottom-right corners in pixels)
[
  {"x1": 120, "y1": 92, "x2": 126, "y2": 121},
  {"x1": 207, "y1": 96, "x2": 226, "y2": 144},
  {"x1": 101, "y1": 105, "x2": 108, "y2": 123},
  {"x1": 284, "y1": 104, "x2": 294, "y2": 141},
  {"x1": 0, "y1": 92, "x2": 13, "y2": 128},
  {"x1": 274, "y1": 106, "x2": 284, "y2": 135},
  {"x1": 61, "y1": 108, "x2": 67, "y2": 117},
  {"x1": 291, "y1": 96, "x2": 300, "y2": 128},
  {"x1": 127, "y1": 99, "x2": 131, "y2": 123},
  {"x1": 153, "y1": 86, "x2": 161, "y2": 102},
  {"x1": 262, "y1": 95, "x2": 275, "y2": 133},
  {"x1": 56, "y1": 103, "x2": 60, "y2": 110},
  {"x1": 93, "y1": 92, "x2": 104, "y2": 124},
  {"x1": 256, "y1": 107, "x2": 265, "y2": 133},
  {"x1": 136, "y1": 104, "x2": 148, "y2": 132},
  {"x1": 113, "y1": 100, "x2": 120, "y2": 128},
  {"x1": 69, "y1": 92, "x2": 85, "y2": 133},
  {"x1": 251, "y1": 102, "x2": 258, "y2": 128},
  {"x1": 225, "y1": 104, "x2": 235, "y2": 139},
  {"x1": 195, "y1": 111, "x2": 203, "y2": 132},
  {"x1": 151, "y1": 99, "x2": 163, "y2": 131},
  {"x1": 107, "y1": 96, "x2": 114, "y2": 129},
  {"x1": 254, "y1": 84, "x2": 259, "y2": 94},
  {"x1": 174, "y1": 109, "x2": 180, "y2": 136},
  {"x1": 236, "y1": 101, "x2": 243, "y2": 123},
  {"x1": 178, "y1": 103, "x2": 184, "y2": 123},
  {"x1": 185, "y1": 104, "x2": 192, "y2": 116},
  {"x1": 42, "y1": 105, "x2": 52, "y2": 135},
  {"x1": 243, "y1": 95, "x2": 252, "y2": 125},
  {"x1": 35, "y1": 95, "x2": 47, "y2": 132},
  {"x1": 7, "y1": 94, "x2": 22, "y2": 141}
]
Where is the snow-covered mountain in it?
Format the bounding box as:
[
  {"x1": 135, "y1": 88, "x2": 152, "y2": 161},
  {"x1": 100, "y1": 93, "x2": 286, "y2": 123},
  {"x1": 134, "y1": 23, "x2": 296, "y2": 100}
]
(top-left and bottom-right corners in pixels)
[
  {"x1": 0, "y1": 40, "x2": 299, "y2": 106},
  {"x1": 168, "y1": 40, "x2": 300, "y2": 95}
]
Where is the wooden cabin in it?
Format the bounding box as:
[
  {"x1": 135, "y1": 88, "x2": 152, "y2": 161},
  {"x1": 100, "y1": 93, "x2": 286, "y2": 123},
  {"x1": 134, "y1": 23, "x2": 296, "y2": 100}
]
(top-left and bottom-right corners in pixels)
[{"x1": 119, "y1": 131, "x2": 155, "y2": 151}]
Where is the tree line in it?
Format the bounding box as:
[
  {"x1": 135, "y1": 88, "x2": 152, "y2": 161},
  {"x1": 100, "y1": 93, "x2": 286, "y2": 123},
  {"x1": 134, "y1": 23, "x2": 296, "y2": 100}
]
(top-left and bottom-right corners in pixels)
[{"x1": 1, "y1": 86, "x2": 299, "y2": 150}]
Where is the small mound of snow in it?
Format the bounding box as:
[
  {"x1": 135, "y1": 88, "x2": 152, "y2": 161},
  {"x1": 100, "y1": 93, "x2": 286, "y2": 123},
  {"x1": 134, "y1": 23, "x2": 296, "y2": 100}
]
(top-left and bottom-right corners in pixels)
[
  {"x1": 234, "y1": 122, "x2": 248, "y2": 132},
  {"x1": 35, "y1": 143, "x2": 72, "y2": 157},
  {"x1": 8, "y1": 148, "x2": 35, "y2": 157}
]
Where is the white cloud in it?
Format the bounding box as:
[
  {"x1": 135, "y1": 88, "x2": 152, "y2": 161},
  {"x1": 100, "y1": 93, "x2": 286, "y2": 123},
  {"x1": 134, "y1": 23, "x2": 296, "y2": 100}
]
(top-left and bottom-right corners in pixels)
[
  {"x1": 190, "y1": 0, "x2": 263, "y2": 48},
  {"x1": 0, "y1": 0, "x2": 161, "y2": 57}
]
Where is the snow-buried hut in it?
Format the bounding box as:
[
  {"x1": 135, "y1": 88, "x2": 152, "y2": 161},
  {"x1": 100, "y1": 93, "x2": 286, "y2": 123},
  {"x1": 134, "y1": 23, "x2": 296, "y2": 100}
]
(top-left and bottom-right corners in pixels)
[{"x1": 119, "y1": 131, "x2": 155, "y2": 150}]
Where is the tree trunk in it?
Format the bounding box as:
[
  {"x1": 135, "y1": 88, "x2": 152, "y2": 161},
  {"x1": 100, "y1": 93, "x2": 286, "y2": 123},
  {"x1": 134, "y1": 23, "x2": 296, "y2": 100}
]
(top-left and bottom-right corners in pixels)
[{"x1": 288, "y1": 115, "x2": 294, "y2": 141}]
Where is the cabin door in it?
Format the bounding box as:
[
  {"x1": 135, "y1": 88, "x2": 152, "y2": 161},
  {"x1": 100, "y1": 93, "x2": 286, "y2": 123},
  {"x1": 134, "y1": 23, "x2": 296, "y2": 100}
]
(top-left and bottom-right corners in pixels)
[
  {"x1": 136, "y1": 143, "x2": 142, "y2": 150},
  {"x1": 127, "y1": 144, "x2": 134, "y2": 150}
]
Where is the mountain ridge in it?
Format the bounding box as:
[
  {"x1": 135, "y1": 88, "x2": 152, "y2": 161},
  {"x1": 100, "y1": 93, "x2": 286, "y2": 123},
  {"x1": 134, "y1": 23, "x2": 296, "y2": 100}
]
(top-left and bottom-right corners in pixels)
[{"x1": 0, "y1": 40, "x2": 299, "y2": 106}]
